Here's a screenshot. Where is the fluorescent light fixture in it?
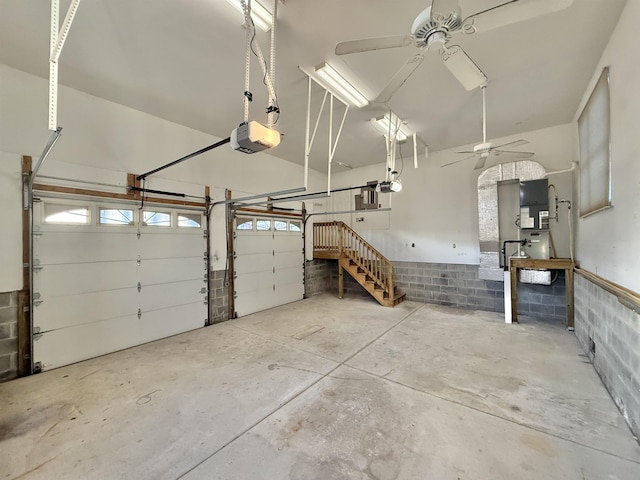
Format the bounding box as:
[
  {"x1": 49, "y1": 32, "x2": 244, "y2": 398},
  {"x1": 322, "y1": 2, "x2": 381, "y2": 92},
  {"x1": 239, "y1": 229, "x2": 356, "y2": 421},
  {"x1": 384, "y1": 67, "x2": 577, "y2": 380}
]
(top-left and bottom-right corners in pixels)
[
  {"x1": 314, "y1": 62, "x2": 369, "y2": 108},
  {"x1": 225, "y1": 0, "x2": 273, "y2": 32},
  {"x1": 371, "y1": 111, "x2": 413, "y2": 142}
]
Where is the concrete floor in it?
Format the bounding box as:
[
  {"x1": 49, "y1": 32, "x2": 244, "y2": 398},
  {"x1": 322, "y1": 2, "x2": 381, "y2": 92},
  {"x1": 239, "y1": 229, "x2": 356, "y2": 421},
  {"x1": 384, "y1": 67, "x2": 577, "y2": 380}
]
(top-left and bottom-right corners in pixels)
[{"x1": 1, "y1": 294, "x2": 639, "y2": 479}]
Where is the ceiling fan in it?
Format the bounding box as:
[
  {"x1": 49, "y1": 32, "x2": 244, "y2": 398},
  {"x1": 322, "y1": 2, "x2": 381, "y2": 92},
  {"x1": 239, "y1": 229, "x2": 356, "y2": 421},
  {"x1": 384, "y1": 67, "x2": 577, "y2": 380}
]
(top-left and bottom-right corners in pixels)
[
  {"x1": 442, "y1": 85, "x2": 534, "y2": 170},
  {"x1": 335, "y1": 0, "x2": 573, "y2": 103}
]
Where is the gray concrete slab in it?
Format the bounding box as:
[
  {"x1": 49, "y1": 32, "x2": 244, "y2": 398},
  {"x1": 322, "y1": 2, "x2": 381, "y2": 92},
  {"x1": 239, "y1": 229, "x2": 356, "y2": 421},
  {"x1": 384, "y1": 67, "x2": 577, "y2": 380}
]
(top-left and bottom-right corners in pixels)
[
  {"x1": 184, "y1": 366, "x2": 640, "y2": 480},
  {"x1": 346, "y1": 303, "x2": 640, "y2": 460},
  {"x1": 1, "y1": 294, "x2": 639, "y2": 479}
]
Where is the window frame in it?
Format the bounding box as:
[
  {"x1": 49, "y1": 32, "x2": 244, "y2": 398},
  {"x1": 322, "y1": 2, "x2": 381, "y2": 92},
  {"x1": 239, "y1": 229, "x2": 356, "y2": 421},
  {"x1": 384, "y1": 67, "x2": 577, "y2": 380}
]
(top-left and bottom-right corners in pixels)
[
  {"x1": 141, "y1": 209, "x2": 173, "y2": 228},
  {"x1": 42, "y1": 202, "x2": 91, "y2": 226},
  {"x1": 578, "y1": 66, "x2": 612, "y2": 217},
  {"x1": 98, "y1": 207, "x2": 135, "y2": 227}
]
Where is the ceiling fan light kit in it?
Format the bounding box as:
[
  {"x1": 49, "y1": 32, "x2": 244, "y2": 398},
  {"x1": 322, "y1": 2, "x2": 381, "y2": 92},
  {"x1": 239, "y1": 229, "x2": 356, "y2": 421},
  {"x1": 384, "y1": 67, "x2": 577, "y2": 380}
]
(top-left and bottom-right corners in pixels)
[{"x1": 314, "y1": 62, "x2": 369, "y2": 108}]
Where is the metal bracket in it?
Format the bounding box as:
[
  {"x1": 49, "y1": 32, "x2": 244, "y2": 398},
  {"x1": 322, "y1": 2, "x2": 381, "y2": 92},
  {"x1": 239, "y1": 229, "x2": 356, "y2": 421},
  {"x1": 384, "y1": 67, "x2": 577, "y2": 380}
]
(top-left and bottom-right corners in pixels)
[
  {"x1": 137, "y1": 282, "x2": 142, "y2": 293},
  {"x1": 137, "y1": 309, "x2": 142, "y2": 319}
]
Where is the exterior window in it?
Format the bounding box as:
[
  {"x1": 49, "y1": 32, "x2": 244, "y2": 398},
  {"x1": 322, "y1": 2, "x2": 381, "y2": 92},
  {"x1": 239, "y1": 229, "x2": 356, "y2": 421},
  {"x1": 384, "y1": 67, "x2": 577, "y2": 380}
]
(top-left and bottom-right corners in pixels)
[
  {"x1": 178, "y1": 213, "x2": 202, "y2": 228},
  {"x1": 256, "y1": 219, "x2": 272, "y2": 231},
  {"x1": 274, "y1": 220, "x2": 288, "y2": 231},
  {"x1": 99, "y1": 208, "x2": 134, "y2": 226},
  {"x1": 43, "y1": 203, "x2": 90, "y2": 225},
  {"x1": 236, "y1": 217, "x2": 253, "y2": 230},
  {"x1": 579, "y1": 67, "x2": 612, "y2": 216},
  {"x1": 289, "y1": 220, "x2": 302, "y2": 232},
  {"x1": 143, "y1": 210, "x2": 171, "y2": 227}
]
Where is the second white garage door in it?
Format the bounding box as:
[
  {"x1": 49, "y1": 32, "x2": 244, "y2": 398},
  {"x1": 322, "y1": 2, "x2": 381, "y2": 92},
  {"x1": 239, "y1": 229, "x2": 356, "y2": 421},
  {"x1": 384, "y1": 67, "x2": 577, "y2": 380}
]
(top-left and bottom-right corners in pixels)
[{"x1": 234, "y1": 215, "x2": 304, "y2": 317}]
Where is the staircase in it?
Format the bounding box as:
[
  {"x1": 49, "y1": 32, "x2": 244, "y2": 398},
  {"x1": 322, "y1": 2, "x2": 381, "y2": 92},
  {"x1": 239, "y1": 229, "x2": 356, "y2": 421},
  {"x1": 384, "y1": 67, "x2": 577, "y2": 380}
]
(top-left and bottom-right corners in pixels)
[{"x1": 313, "y1": 221, "x2": 406, "y2": 307}]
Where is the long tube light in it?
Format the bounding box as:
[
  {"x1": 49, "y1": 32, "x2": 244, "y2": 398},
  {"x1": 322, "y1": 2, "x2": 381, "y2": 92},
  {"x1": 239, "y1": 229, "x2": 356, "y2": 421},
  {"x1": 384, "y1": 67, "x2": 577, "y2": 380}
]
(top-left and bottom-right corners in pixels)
[
  {"x1": 225, "y1": 0, "x2": 273, "y2": 32},
  {"x1": 371, "y1": 111, "x2": 413, "y2": 142},
  {"x1": 314, "y1": 62, "x2": 369, "y2": 108}
]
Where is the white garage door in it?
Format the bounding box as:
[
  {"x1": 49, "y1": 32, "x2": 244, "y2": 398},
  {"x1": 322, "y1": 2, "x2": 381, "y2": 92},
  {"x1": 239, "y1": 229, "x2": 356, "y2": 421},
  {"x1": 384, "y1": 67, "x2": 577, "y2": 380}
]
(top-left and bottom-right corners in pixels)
[
  {"x1": 234, "y1": 215, "x2": 304, "y2": 317},
  {"x1": 32, "y1": 197, "x2": 207, "y2": 370}
]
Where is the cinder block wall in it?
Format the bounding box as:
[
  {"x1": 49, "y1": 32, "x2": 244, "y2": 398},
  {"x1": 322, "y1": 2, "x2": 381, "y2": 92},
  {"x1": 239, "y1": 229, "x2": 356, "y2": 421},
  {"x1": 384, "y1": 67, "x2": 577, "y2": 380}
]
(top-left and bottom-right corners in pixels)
[
  {"x1": 0, "y1": 291, "x2": 18, "y2": 382},
  {"x1": 316, "y1": 260, "x2": 567, "y2": 321},
  {"x1": 211, "y1": 269, "x2": 229, "y2": 323},
  {"x1": 305, "y1": 259, "x2": 332, "y2": 297},
  {"x1": 394, "y1": 261, "x2": 567, "y2": 322},
  {"x1": 574, "y1": 275, "x2": 640, "y2": 439}
]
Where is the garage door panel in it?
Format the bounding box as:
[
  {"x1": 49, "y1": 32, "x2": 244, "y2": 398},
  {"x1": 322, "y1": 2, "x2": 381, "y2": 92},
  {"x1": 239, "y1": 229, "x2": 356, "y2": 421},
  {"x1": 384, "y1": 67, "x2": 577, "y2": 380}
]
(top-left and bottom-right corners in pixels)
[
  {"x1": 235, "y1": 271, "x2": 273, "y2": 295},
  {"x1": 138, "y1": 232, "x2": 204, "y2": 258},
  {"x1": 35, "y1": 231, "x2": 139, "y2": 264},
  {"x1": 273, "y1": 236, "x2": 301, "y2": 253},
  {"x1": 33, "y1": 288, "x2": 139, "y2": 332},
  {"x1": 235, "y1": 253, "x2": 273, "y2": 275},
  {"x1": 34, "y1": 261, "x2": 138, "y2": 297},
  {"x1": 274, "y1": 266, "x2": 303, "y2": 285},
  {"x1": 139, "y1": 257, "x2": 206, "y2": 284},
  {"x1": 274, "y1": 253, "x2": 303, "y2": 269},
  {"x1": 235, "y1": 289, "x2": 275, "y2": 317},
  {"x1": 34, "y1": 301, "x2": 204, "y2": 371},
  {"x1": 235, "y1": 234, "x2": 273, "y2": 254},
  {"x1": 140, "y1": 280, "x2": 206, "y2": 311}
]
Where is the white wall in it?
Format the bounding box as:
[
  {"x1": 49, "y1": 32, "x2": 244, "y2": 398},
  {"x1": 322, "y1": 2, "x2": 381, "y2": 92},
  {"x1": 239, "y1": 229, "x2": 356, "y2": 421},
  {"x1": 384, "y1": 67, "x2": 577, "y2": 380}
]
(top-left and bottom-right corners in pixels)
[
  {"x1": 330, "y1": 123, "x2": 575, "y2": 265},
  {"x1": 573, "y1": 0, "x2": 640, "y2": 293},
  {"x1": 0, "y1": 152, "x2": 23, "y2": 291},
  {"x1": 0, "y1": 64, "x2": 326, "y2": 282}
]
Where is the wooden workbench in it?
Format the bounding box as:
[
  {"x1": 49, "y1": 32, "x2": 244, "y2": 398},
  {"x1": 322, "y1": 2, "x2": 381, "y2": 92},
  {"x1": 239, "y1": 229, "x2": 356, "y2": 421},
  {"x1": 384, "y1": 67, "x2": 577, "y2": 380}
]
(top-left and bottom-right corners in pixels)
[{"x1": 509, "y1": 257, "x2": 575, "y2": 329}]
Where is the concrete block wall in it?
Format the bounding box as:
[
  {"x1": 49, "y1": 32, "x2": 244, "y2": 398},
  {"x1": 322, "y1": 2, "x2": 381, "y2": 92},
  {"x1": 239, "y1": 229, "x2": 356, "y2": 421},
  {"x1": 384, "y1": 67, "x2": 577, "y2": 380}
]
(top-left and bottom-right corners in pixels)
[
  {"x1": 394, "y1": 262, "x2": 567, "y2": 323},
  {"x1": 308, "y1": 259, "x2": 567, "y2": 322},
  {"x1": 574, "y1": 275, "x2": 640, "y2": 439},
  {"x1": 211, "y1": 269, "x2": 229, "y2": 323},
  {"x1": 305, "y1": 259, "x2": 332, "y2": 297},
  {"x1": 0, "y1": 291, "x2": 18, "y2": 382}
]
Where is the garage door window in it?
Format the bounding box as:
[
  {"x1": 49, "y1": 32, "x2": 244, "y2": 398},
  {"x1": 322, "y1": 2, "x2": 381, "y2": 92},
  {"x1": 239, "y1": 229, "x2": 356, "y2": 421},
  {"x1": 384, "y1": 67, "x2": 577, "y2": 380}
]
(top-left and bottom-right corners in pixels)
[
  {"x1": 99, "y1": 208, "x2": 134, "y2": 226},
  {"x1": 274, "y1": 220, "x2": 288, "y2": 231},
  {"x1": 289, "y1": 220, "x2": 301, "y2": 232},
  {"x1": 256, "y1": 219, "x2": 272, "y2": 231},
  {"x1": 43, "y1": 203, "x2": 90, "y2": 225},
  {"x1": 236, "y1": 217, "x2": 253, "y2": 230},
  {"x1": 178, "y1": 212, "x2": 202, "y2": 228},
  {"x1": 143, "y1": 210, "x2": 172, "y2": 227}
]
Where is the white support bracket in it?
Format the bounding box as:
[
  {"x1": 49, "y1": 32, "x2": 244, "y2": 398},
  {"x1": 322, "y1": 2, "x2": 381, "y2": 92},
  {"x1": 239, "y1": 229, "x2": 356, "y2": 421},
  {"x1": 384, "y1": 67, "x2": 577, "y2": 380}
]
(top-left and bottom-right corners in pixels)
[
  {"x1": 303, "y1": 74, "x2": 350, "y2": 195},
  {"x1": 49, "y1": 0, "x2": 82, "y2": 131}
]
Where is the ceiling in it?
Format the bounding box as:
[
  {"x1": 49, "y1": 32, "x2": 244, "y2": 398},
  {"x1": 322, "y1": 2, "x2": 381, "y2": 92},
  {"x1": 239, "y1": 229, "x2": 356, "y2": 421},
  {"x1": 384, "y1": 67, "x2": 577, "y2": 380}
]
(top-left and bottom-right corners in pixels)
[{"x1": 0, "y1": 0, "x2": 627, "y2": 172}]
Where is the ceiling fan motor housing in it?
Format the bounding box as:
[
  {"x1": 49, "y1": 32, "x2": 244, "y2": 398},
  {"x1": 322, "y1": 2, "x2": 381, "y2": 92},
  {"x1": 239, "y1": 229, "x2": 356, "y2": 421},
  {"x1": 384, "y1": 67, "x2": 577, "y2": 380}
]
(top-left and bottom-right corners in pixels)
[
  {"x1": 411, "y1": 6, "x2": 462, "y2": 47},
  {"x1": 474, "y1": 142, "x2": 493, "y2": 156}
]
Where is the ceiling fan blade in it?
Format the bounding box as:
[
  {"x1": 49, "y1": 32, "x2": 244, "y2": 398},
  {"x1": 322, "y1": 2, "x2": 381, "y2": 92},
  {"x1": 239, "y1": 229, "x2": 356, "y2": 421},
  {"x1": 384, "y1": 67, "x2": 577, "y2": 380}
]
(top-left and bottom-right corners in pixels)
[
  {"x1": 442, "y1": 45, "x2": 487, "y2": 91},
  {"x1": 335, "y1": 35, "x2": 415, "y2": 55},
  {"x1": 493, "y1": 139, "x2": 529, "y2": 149},
  {"x1": 455, "y1": 150, "x2": 475, "y2": 154},
  {"x1": 375, "y1": 53, "x2": 425, "y2": 103},
  {"x1": 440, "y1": 154, "x2": 476, "y2": 168},
  {"x1": 494, "y1": 150, "x2": 535, "y2": 158},
  {"x1": 474, "y1": 156, "x2": 487, "y2": 170},
  {"x1": 465, "y1": 0, "x2": 573, "y2": 34},
  {"x1": 430, "y1": 0, "x2": 460, "y2": 22}
]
